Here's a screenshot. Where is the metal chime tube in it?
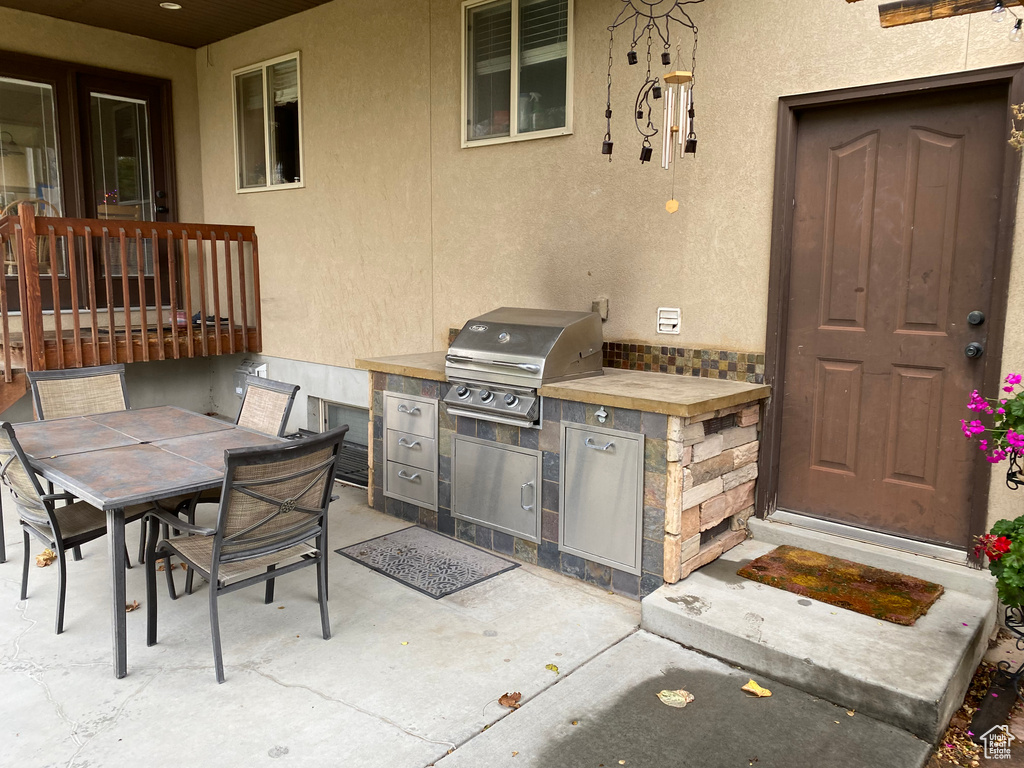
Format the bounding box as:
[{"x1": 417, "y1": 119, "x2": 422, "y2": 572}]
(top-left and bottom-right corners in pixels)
[
  {"x1": 662, "y1": 85, "x2": 673, "y2": 169},
  {"x1": 678, "y1": 84, "x2": 687, "y2": 157}
]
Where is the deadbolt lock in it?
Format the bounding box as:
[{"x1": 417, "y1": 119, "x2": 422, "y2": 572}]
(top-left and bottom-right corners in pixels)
[{"x1": 968, "y1": 311, "x2": 985, "y2": 326}]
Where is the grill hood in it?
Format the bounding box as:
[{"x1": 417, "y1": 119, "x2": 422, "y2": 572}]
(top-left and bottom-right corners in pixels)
[{"x1": 445, "y1": 307, "x2": 604, "y2": 389}]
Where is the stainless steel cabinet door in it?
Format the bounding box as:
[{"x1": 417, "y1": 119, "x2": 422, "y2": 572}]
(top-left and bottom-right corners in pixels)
[
  {"x1": 560, "y1": 423, "x2": 644, "y2": 574},
  {"x1": 452, "y1": 435, "x2": 541, "y2": 543}
]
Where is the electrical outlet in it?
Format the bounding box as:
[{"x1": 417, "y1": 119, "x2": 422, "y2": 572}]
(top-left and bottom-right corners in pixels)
[{"x1": 657, "y1": 307, "x2": 681, "y2": 334}]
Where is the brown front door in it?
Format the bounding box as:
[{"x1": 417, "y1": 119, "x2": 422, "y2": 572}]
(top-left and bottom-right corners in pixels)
[{"x1": 777, "y1": 84, "x2": 1008, "y2": 548}]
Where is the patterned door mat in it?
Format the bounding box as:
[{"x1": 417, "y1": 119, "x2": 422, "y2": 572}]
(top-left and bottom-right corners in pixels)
[
  {"x1": 336, "y1": 527, "x2": 519, "y2": 599},
  {"x1": 736, "y1": 545, "x2": 945, "y2": 626}
]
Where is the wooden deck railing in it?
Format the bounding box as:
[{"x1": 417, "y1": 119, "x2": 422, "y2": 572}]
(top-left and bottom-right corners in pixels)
[{"x1": 0, "y1": 204, "x2": 262, "y2": 382}]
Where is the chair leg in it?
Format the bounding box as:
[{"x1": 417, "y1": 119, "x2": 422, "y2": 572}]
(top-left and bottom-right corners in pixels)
[
  {"x1": 0, "y1": 495, "x2": 6, "y2": 565},
  {"x1": 124, "y1": 543, "x2": 132, "y2": 570},
  {"x1": 137, "y1": 524, "x2": 146, "y2": 565},
  {"x1": 183, "y1": 508, "x2": 197, "y2": 595},
  {"x1": 72, "y1": 545, "x2": 82, "y2": 562},
  {"x1": 210, "y1": 588, "x2": 225, "y2": 684},
  {"x1": 145, "y1": 522, "x2": 159, "y2": 647},
  {"x1": 317, "y1": 544, "x2": 331, "y2": 641},
  {"x1": 20, "y1": 528, "x2": 30, "y2": 601},
  {"x1": 163, "y1": 550, "x2": 177, "y2": 601},
  {"x1": 55, "y1": 546, "x2": 67, "y2": 635},
  {"x1": 264, "y1": 565, "x2": 276, "y2": 605}
]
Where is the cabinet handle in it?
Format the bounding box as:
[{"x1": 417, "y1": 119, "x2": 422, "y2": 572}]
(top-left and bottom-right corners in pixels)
[
  {"x1": 520, "y1": 481, "x2": 535, "y2": 511},
  {"x1": 397, "y1": 404, "x2": 421, "y2": 415},
  {"x1": 397, "y1": 437, "x2": 421, "y2": 449},
  {"x1": 585, "y1": 437, "x2": 615, "y2": 452},
  {"x1": 398, "y1": 470, "x2": 421, "y2": 482}
]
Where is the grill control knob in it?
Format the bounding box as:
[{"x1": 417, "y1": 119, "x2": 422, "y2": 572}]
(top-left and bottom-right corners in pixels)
[
  {"x1": 479, "y1": 390, "x2": 494, "y2": 404},
  {"x1": 504, "y1": 393, "x2": 520, "y2": 408},
  {"x1": 455, "y1": 386, "x2": 470, "y2": 399}
]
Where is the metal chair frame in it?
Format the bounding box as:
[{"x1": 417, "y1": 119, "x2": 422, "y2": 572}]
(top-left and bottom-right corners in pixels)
[
  {"x1": 0, "y1": 422, "x2": 146, "y2": 633},
  {"x1": 144, "y1": 425, "x2": 348, "y2": 683}
]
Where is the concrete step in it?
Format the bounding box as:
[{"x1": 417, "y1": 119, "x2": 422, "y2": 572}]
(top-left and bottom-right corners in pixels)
[{"x1": 641, "y1": 535, "x2": 997, "y2": 742}]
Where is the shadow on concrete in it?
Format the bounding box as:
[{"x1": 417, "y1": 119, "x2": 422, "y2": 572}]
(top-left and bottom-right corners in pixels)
[{"x1": 534, "y1": 666, "x2": 930, "y2": 768}]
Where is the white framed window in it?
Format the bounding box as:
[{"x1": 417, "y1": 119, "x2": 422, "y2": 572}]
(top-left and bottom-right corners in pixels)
[
  {"x1": 461, "y1": 0, "x2": 573, "y2": 148},
  {"x1": 232, "y1": 52, "x2": 303, "y2": 193}
]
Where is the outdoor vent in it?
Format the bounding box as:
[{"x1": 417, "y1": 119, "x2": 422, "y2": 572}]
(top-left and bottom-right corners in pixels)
[
  {"x1": 657, "y1": 307, "x2": 681, "y2": 335},
  {"x1": 703, "y1": 414, "x2": 736, "y2": 435}
]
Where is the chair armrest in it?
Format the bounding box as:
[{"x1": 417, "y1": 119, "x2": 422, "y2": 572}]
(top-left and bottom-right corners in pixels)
[
  {"x1": 144, "y1": 508, "x2": 215, "y2": 536},
  {"x1": 41, "y1": 492, "x2": 76, "y2": 503}
]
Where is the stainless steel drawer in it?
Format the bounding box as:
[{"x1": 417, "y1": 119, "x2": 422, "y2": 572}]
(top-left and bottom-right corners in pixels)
[
  {"x1": 384, "y1": 392, "x2": 437, "y2": 439},
  {"x1": 386, "y1": 429, "x2": 436, "y2": 472},
  {"x1": 560, "y1": 423, "x2": 644, "y2": 575},
  {"x1": 386, "y1": 461, "x2": 437, "y2": 509}
]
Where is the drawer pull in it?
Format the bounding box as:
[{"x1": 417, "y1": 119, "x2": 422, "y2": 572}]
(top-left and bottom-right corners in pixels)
[
  {"x1": 397, "y1": 437, "x2": 421, "y2": 449},
  {"x1": 520, "y1": 481, "x2": 535, "y2": 512},
  {"x1": 397, "y1": 470, "x2": 422, "y2": 482},
  {"x1": 585, "y1": 438, "x2": 615, "y2": 452},
  {"x1": 397, "y1": 404, "x2": 421, "y2": 415}
]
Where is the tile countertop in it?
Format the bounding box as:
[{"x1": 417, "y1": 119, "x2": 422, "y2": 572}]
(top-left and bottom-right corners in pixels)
[{"x1": 357, "y1": 352, "x2": 771, "y2": 418}]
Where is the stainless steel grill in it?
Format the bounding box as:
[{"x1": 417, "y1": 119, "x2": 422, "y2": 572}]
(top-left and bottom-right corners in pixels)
[{"x1": 443, "y1": 307, "x2": 603, "y2": 427}]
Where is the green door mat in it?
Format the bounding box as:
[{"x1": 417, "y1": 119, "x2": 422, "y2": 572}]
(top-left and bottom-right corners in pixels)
[{"x1": 737, "y1": 545, "x2": 944, "y2": 626}]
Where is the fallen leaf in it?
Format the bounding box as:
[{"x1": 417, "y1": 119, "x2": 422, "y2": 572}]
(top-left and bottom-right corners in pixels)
[
  {"x1": 571, "y1": 720, "x2": 579, "y2": 725},
  {"x1": 555, "y1": 652, "x2": 562, "y2": 657},
  {"x1": 545, "y1": 664, "x2": 559, "y2": 675},
  {"x1": 619, "y1": 761, "x2": 626, "y2": 765},
  {"x1": 499, "y1": 692, "x2": 522, "y2": 709},
  {"x1": 656, "y1": 689, "x2": 695, "y2": 708},
  {"x1": 834, "y1": 721, "x2": 840, "y2": 724},
  {"x1": 125, "y1": 600, "x2": 140, "y2": 613},
  {"x1": 741, "y1": 679, "x2": 772, "y2": 698},
  {"x1": 35, "y1": 549, "x2": 56, "y2": 567},
  {"x1": 277, "y1": 606, "x2": 285, "y2": 610},
  {"x1": 401, "y1": 641, "x2": 409, "y2": 646},
  {"x1": 846, "y1": 710, "x2": 855, "y2": 717},
  {"x1": 512, "y1": 752, "x2": 518, "y2": 757}
]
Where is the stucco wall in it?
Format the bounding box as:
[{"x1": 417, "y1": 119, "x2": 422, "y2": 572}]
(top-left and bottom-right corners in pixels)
[{"x1": 0, "y1": 7, "x2": 205, "y2": 222}]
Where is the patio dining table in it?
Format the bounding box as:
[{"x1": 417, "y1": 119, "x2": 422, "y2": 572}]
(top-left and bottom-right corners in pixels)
[{"x1": 14, "y1": 405, "x2": 280, "y2": 679}]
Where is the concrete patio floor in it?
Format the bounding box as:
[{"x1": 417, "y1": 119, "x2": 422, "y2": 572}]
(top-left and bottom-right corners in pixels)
[
  {"x1": 0, "y1": 485, "x2": 639, "y2": 767},
  {"x1": 0, "y1": 484, "x2": 935, "y2": 767}
]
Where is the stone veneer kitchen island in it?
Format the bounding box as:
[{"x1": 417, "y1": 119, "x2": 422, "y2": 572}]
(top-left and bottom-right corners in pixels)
[{"x1": 357, "y1": 352, "x2": 770, "y2": 599}]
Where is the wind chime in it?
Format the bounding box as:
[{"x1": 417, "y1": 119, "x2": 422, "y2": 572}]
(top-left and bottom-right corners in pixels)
[{"x1": 601, "y1": 0, "x2": 705, "y2": 213}]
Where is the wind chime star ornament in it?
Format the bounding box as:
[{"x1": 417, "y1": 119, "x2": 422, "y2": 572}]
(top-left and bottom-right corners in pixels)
[{"x1": 601, "y1": 0, "x2": 705, "y2": 213}]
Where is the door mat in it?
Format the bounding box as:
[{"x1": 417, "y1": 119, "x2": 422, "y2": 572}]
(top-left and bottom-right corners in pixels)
[
  {"x1": 736, "y1": 545, "x2": 944, "y2": 626},
  {"x1": 337, "y1": 526, "x2": 519, "y2": 599}
]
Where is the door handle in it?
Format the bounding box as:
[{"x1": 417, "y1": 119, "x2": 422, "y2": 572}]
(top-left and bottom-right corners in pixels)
[
  {"x1": 397, "y1": 437, "x2": 421, "y2": 449},
  {"x1": 520, "y1": 481, "x2": 535, "y2": 511},
  {"x1": 397, "y1": 470, "x2": 421, "y2": 482},
  {"x1": 965, "y1": 342, "x2": 984, "y2": 359},
  {"x1": 397, "y1": 404, "x2": 421, "y2": 415},
  {"x1": 585, "y1": 437, "x2": 615, "y2": 451}
]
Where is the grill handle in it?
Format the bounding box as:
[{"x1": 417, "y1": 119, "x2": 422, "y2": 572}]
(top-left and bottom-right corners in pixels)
[{"x1": 445, "y1": 354, "x2": 541, "y2": 374}]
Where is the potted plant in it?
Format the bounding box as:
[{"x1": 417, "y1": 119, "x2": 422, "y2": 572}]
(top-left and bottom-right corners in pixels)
[{"x1": 964, "y1": 373, "x2": 1024, "y2": 662}]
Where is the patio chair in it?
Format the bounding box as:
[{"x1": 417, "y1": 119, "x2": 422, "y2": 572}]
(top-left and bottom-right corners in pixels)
[
  {"x1": 0, "y1": 422, "x2": 151, "y2": 634},
  {"x1": 159, "y1": 375, "x2": 300, "y2": 594},
  {"x1": 144, "y1": 425, "x2": 349, "y2": 683},
  {"x1": 23, "y1": 365, "x2": 132, "y2": 562}
]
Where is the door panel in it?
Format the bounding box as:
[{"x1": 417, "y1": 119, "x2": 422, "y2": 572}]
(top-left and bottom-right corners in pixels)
[
  {"x1": 78, "y1": 73, "x2": 173, "y2": 312},
  {"x1": 778, "y1": 85, "x2": 1006, "y2": 548}
]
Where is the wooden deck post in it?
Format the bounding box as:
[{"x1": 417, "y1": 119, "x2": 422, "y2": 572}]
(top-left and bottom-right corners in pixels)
[{"x1": 17, "y1": 204, "x2": 45, "y2": 372}]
